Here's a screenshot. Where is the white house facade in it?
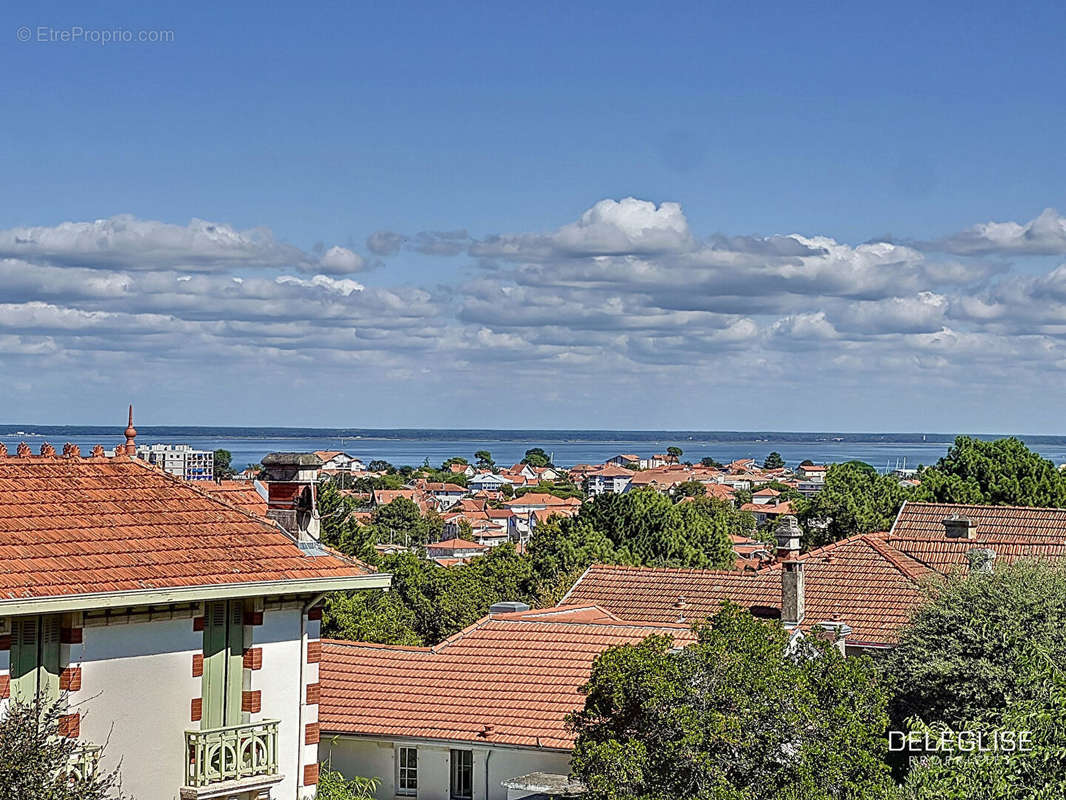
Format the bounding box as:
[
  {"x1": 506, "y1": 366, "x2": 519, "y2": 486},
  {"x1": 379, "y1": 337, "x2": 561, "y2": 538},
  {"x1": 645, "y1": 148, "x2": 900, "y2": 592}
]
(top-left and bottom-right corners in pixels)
[{"x1": 0, "y1": 438, "x2": 389, "y2": 800}]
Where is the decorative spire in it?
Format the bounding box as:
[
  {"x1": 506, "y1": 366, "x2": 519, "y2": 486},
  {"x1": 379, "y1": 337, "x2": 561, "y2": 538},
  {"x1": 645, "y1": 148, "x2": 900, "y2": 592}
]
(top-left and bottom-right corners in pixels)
[
  {"x1": 39, "y1": 443, "x2": 56, "y2": 457},
  {"x1": 124, "y1": 404, "x2": 137, "y2": 456},
  {"x1": 91, "y1": 444, "x2": 105, "y2": 458},
  {"x1": 16, "y1": 442, "x2": 31, "y2": 458},
  {"x1": 0, "y1": 443, "x2": 7, "y2": 457},
  {"x1": 62, "y1": 443, "x2": 81, "y2": 458}
]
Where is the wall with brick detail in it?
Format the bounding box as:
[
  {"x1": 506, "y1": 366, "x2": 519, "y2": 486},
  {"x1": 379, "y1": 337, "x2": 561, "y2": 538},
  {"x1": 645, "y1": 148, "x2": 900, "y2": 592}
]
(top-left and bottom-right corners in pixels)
[
  {"x1": 241, "y1": 690, "x2": 262, "y2": 713},
  {"x1": 243, "y1": 647, "x2": 263, "y2": 670},
  {"x1": 191, "y1": 698, "x2": 202, "y2": 722},
  {"x1": 306, "y1": 682, "x2": 320, "y2": 704},
  {"x1": 58, "y1": 713, "x2": 80, "y2": 738},
  {"x1": 303, "y1": 763, "x2": 319, "y2": 786},
  {"x1": 60, "y1": 627, "x2": 83, "y2": 644},
  {"x1": 192, "y1": 653, "x2": 203, "y2": 677},
  {"x1": 306, "y1": 641, "x2": 322, "y2": 663},
  {"x1": 59, "y1": 666, "x2": 82, "y2": 691},
  {"x1": 0, "y1": 675, "x2": 9, "y2": 698},
  {"x1": 305, "y1": 722, "x2": 320, "y2": 745}
]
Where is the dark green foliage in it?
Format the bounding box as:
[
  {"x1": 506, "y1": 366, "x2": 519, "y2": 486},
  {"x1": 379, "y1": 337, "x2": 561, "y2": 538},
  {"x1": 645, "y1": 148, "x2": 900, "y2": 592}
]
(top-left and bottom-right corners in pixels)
[
  {"x1": 521, "y1": 448, "x2": 553, "y2": 468},
  {"x1": 666, "y1": 446, "x2": 683, "y2": 460},
  {"x1": 569, "y1": 603, "x2": 895, "y2": 800},
  {"x1": 367, "y1": 459, "x2": 392, "y2": 472},
  {"x1": 763, "y1": 451, "x2": 785, "y2": 469},
  {"x1": 900, "y1": 656, "x2": 1066, "y2": 800},
  {"x1": 213, "y1": 448, "x2": 237, "y2": 479},
  {"x1": 798, "y1": 462, "x2": 912, "y2": 548},
  {"x1": 700, "y1": 457, "x2": 723, "y2": 468},
  {"x1": 0, "y1": 696, "x2": 127, "y2": 800},
  {"x1": 323, "y1": 589, "x2": 423, "y2": 646},
  {"x1": 885, "y1": 559, "x2": 1066, "y2": 729},
  {"x1": 474, "y1": 450, "x2": 495, "y2": 468},
  {"x1": 916, "y1": 436, "x2": 1066, "y2": 507},
  {"x1": 514, "y1": 480, "x2": 584, "y2": 500}
]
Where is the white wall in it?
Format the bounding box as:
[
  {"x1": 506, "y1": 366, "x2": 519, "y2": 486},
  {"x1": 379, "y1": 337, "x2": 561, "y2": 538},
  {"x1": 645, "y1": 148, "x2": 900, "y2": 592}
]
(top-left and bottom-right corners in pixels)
[
  {"x1": 323, "y1": 737, "x2": 571, "y2": 800},
  {"x1": 256, "y1": 605, "x2": 312, "y2": 800},
  {"x1": 78, "y1": 616, "x2": 202, "y2": 800}
]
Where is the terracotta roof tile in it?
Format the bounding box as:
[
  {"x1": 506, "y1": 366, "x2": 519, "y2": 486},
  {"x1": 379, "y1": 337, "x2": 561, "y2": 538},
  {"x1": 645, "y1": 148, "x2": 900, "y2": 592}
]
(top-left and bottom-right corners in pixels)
[
  {"x1": 320, "y1": 608, "x2": 693, "y2": 748},
  {"x1": 0, "y1": 455, "x2": 371, "y2": 601}
]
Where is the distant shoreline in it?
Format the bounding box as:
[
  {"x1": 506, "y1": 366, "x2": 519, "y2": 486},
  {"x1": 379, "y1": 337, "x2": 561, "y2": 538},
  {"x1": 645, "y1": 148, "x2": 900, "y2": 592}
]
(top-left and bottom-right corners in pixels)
[{"x1": 1, "y1": 425, "x2": 1064, "y2": 446}]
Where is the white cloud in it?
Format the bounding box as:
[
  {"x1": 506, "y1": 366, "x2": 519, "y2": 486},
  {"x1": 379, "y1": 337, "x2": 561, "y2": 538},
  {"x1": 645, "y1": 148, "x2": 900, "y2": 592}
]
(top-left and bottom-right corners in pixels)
[{"x1": 936, "y1": 208, "x2": 1066, "y2": 255}]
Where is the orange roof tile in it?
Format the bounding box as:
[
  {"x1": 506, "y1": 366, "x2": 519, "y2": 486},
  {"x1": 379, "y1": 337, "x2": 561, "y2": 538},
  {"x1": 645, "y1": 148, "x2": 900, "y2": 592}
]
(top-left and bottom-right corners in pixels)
[
  {"x1": 319, "y1": 608, "x2": 694, "y2": 748},
  {"x1": 0, "y1": 454, "x2": 373, "y2": 603},
  {"x1": 197, "y1": 480, "x2": 268, "y2": 517}
]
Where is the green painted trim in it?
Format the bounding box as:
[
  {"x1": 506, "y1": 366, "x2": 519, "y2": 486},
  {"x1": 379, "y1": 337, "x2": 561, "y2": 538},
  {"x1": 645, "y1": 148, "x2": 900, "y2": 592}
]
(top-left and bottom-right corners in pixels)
[{"x1": 0, "y1": 574, "x2": 392, "y2": 616}]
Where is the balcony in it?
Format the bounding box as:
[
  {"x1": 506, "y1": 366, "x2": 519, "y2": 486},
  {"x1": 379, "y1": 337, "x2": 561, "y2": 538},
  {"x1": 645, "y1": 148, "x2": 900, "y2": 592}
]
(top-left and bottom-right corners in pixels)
[
  {"x1": 67, "y1": 744, "x2": 102, "y2": 782},
  {"x1": 183, "y1": 720, "x2": 282, "y2": 798}
]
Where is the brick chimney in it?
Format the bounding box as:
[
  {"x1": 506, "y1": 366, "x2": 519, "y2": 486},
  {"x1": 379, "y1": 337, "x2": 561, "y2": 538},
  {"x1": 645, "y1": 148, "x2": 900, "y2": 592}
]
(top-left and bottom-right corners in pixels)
[
  {"x1": 943, "y1": 514, "x2": 976, "y2": 540},
  {"x1": 261, "y1": 452, "x2": 324, "y2": 543},
  {"x1": 776, "y1": 515, "x2": 805, "y2": 626}
]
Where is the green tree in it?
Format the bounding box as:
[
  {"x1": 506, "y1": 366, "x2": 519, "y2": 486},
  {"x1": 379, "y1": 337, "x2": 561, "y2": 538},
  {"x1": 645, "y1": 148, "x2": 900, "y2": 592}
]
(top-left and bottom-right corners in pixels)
[
  {"x1": 323, "y1": 589, "x2": 423, "y2": 646},
  {"x1": 916, "y1": 436, "x2": 1066, "y2": 507},
  {"x1": 899, "y1": 654, "x2": 1066, "y2": 800},
  {"x1": 701, "y1": 457, "x2": 723, "y2": 468},
  {"x1": 213, "y1": 448, "x2": 237, "y2": 479},
  {"x1": 666, "y1": 446, "x2": 683, "y2": 460},
  {"x1": 569, "y1": 603, "x2": 895, "y2": 800},
  {"x1": 315, "y1": 768, "x2": 380, "y2": 800},
  {"x1": 367, "y1": 459, "x2": 392, "y2": 472},
  {"x1": 0, "y1": 696, "x2": 127, "y2": 800},
  {"x1": 764, "y1": 451, "x2": 785, "y2": 469},
  {"x1": 885, "y1": 559, "x2": 1066, "y2": 730},
  {"x1": 474, "y1": 450, "x2": 495, "y2": 469},
  {"x1": 798, "y1": 461, "x2": 912, "y2": 547},
  {"x1": 521, "y1": 448, "x2": 553, "y2": 468},
  {"x1": 372, "y1": 497, "x2": 430, "y2": 546}
]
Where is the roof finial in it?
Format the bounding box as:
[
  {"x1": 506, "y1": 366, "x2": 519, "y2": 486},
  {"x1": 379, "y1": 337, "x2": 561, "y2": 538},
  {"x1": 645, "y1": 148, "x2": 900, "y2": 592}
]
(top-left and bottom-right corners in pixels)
[{"x1": 124, "y1": 404, "x2": 137, "y2": 456}]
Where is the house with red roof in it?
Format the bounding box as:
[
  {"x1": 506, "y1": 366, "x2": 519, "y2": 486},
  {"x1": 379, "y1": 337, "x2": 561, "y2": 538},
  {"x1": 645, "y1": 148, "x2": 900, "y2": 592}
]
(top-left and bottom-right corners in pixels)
[
  {"x1": 562, "y1": 501, "x2": 1066, "y2": 652},
  {"x1": 314, "y1": 450, "x2": 367, "y2": 472},
  {"x1": 0, "y1": 422, "x2": 389, "y2": 800},
  {"x1": 319, "y1": 603, "x2": 694, "y2": 800},
  {"x1": 583, "y1": 464, "x2": 634, "y2": 496}
]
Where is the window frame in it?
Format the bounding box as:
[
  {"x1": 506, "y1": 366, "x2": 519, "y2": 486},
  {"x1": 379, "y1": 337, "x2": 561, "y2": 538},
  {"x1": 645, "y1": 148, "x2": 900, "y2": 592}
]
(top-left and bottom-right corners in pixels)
[
  {"x1": 396, "y1": 745, "x2": 418, "y2": 796},
  {"x1": 449, "y1": 748, "x2": 473, "y2": 800}
]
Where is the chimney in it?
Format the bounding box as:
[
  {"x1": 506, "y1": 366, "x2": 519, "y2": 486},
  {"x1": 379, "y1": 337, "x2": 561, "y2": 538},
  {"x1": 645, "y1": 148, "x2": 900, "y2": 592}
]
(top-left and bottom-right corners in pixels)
[
  {"x1": 966, "y1": 547, "x2": 996, "y2": 575},
  {"x1": 776, "y1": 514, "x2": 802, "y2": 560},
  {"x1": 816, "y1": 619, "x2": 853, "y2": 656},
  {"x1": 943, "y1": 514, "x2": 976, "y2": 540},
  {"x1": 489, "y1": 601, "x2": 530, "y2": 615},
  {"x1": 776, "y1": 515, "x2": 805, "y2": 626},
  {"x1": 261, "y1": 452, "x2": 324, "y2": 544}
]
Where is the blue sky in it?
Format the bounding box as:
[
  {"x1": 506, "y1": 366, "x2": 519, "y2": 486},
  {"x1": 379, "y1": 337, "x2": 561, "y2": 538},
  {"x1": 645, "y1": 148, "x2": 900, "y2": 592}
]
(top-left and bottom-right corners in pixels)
[{"x1": 2, "y1": 2, "x2": 1066, "y2": 431}]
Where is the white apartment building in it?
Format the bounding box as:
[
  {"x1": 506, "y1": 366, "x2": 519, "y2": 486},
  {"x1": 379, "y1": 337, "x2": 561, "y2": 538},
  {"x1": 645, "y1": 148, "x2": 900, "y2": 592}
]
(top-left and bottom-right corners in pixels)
[{"x1": 137, "y1": 443, "x2": 215, "y2": 480}]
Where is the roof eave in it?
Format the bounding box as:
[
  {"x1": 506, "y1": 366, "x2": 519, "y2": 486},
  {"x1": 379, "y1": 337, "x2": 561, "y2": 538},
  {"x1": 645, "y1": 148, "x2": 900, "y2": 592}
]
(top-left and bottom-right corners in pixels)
[{"x1": 0, "y1": 573, "x2": 392, "y2": 616}]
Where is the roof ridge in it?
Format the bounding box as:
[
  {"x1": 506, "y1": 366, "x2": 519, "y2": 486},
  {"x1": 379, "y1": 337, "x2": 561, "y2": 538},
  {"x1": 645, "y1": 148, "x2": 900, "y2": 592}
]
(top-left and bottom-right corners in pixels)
[
  {"x1": 321, "y1": 638, "x2": 431, "y2": 653},
  {"x1": 863, "y1": 534, "x2": 931, "y2": 583},
  {"x1": 903, "y1": 500, "x2": 1066, "y2": 513}
]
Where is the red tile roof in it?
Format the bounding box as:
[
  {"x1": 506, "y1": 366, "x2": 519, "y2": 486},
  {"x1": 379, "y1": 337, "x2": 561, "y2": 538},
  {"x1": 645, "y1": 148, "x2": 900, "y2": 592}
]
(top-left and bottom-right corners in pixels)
[
  {"x1": 319, "y1": 607, "x2": 693, "y2": 748},
  {"x1": 426, "y1": 538, "x2": 486, "y2": 551},
  {"x1": 197, "y1": 480, "x2": 268, "y2": 517},
  {"x1": 563, "y1": 501, "x2": 1066, "y2": 647},
  {"x1": 0, "y1": 453, "x2": 373, "y2": 603}
]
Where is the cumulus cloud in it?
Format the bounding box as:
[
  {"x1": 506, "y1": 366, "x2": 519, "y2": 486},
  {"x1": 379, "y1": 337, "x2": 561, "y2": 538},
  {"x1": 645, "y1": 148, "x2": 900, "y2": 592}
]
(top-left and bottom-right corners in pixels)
[
  {"x1": 0, "y1": 215, "x2": 368, "y2": 274},
  {"x1": 5, "y1": 200, "x2": 1066, "y2": 428},
  {"x1": 934, "y1": 208, "x2": 1066, "y2": 255}
]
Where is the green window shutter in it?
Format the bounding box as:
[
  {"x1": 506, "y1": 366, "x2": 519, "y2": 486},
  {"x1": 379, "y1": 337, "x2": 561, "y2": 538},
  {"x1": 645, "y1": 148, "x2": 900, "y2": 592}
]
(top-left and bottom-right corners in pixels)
[
  {"x1": 39, "y1": 615, "x2": 61, "y2": 703},
  {"x1": 10, "y1": 617, "x2": 40, "y2": 703},
  {"x1": 225, "y1": 601, "x2": 245, "y2": 724},
  {"x1": 202, "y1": 601, "x2": 228, "y2": 729}
]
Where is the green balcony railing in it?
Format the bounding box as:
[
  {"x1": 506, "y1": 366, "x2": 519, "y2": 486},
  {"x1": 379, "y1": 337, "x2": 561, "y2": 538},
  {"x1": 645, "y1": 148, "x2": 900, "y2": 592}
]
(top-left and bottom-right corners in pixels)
[
  {"x1": 185, "y1": 720, "x2": 279, "y2": 788},
  {"x1": 67, "y1": 744, "x2": 102, "y2": 782}
]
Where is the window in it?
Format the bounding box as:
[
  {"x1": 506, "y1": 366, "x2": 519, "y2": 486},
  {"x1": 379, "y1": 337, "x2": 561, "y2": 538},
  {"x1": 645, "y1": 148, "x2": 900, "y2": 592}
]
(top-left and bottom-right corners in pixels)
[
  {"x1": 201, "y1": 600, "x2": 245, "y2": 729},
  {"x1": 397, "y1": 746, "x2": 417, "y2": 796},
  {"x1": 10, "y1": 615, "x2": 62, "y2": 704},
  {"x1": 449, "y1": 749, "x2": 472, "y2": 800}
]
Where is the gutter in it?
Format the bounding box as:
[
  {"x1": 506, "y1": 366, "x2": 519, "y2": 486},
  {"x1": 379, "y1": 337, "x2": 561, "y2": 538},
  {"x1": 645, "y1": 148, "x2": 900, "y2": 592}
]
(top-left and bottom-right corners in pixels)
[{"x1": 0, "y1": 574, "x2": 392, "y2": 616}]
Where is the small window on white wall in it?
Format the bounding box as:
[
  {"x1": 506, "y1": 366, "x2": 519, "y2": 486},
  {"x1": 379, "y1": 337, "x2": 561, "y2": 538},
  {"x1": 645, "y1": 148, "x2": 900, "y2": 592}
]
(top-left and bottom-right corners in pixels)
[{"x1": 397, "y1": 746, "x2": 418, "y2": 796}]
